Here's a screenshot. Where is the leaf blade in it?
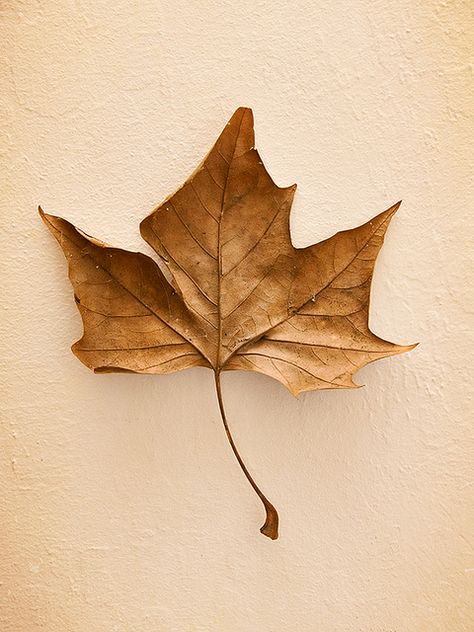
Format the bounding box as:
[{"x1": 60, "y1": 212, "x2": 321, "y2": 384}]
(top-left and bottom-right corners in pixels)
[
  {"x1": 140, "y1": 108, "x2": 298, "y2": 366},
  {"x1": 40, "y1": 208, "x2": 211, "y2": 373},
  {"x1": 225, "y1": 202, "x2": 415, "y2": 395}
]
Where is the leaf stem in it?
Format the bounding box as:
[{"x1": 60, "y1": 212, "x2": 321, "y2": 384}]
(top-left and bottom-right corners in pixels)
[{"x1": 213, "y1": 370, "x2": 279, "y2": 540}]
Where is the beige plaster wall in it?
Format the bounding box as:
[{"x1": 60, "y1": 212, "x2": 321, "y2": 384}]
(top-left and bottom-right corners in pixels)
[{"x1": 1, "y1": 1, "x2": 473, "y2": 630}]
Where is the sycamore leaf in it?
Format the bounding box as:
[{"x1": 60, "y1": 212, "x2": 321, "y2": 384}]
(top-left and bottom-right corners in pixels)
[{"x1": 40, "y1": 107, "x2": 415, "y2": 539}]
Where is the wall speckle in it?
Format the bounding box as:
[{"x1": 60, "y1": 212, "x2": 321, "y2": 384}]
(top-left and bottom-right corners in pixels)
[{"x1": 1, "y1": 1, "x2": 473, "y2": 630}]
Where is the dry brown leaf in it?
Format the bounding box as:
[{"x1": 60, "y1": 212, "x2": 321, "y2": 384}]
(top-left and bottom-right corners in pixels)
[{"x1": 40, "y1": 107, "x2": 415, "y2": 539}]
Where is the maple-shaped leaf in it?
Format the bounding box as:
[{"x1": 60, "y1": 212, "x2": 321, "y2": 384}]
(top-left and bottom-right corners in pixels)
[{"x1": 40, "y1": 107, "x2": 415, "y2": 540}]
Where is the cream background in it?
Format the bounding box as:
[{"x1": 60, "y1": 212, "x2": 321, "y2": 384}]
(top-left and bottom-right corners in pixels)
[{"x1": 1, "y1": 1, "x2": 473, "y2": 630}]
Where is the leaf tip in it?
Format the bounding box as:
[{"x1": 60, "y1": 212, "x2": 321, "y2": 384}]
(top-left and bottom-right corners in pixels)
[
  {"x1": 233, "y1": 105, "x2": 253, "y2": 117},
  {"x1": 288, "y1": 384, "x2": 303, "y2": 398},
  {"x1": 386, "y1": 199, "x2": 402, "y2": 219},
  {"x1": 391, "y1": 341, "x2": 418, "y2": 355},
  {"x1": 228, "y1": 106, "x2": 254, "y2": 128},
  {"x1": 38, "y1": 206, "x2": 58, "y2": 227},
  {"x1": 38, "y1": 205, "x2": 48, "y2": 222},
  {"x1": 38, "y1": 206, "x2": 55, "y2": 231},
  {"x1": 370, "y1": 200, "x2": 402, "y2": 233},
  {"x1": 381, "y1": 200, "x2": 402, "y2": 221}
]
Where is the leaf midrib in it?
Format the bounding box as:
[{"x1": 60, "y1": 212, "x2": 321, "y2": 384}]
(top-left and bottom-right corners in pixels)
[{"x1": 216, "y1": 110, "x2": 247, "y2": 369}]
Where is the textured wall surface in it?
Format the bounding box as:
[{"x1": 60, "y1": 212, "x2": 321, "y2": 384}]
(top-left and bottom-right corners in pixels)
[{"x1": 1, "y1": 1, "x2": 473, "y2": 630}]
